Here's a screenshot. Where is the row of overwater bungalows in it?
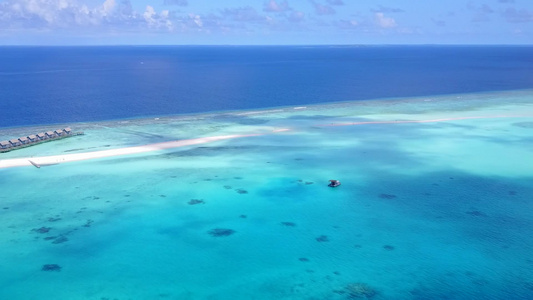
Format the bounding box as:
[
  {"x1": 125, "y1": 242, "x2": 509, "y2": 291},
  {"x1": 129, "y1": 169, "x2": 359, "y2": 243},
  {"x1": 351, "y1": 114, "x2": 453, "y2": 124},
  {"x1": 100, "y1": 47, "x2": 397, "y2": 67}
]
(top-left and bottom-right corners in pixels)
[{"x1": 0, "y1": 128, "x2": 76, "y2": 152}]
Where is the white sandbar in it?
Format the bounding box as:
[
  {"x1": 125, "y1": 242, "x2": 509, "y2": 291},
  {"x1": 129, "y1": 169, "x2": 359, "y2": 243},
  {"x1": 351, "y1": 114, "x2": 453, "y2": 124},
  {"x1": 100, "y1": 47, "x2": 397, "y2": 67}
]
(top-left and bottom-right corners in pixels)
[{"x1": 0, "y1": 133, "x2": 260, "y2": 169}]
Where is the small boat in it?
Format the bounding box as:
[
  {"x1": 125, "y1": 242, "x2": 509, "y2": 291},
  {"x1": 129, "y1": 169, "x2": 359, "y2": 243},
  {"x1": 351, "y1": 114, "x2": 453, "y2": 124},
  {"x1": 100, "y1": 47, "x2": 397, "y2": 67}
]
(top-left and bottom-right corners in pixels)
[{"x1": 328, "y1": 179, "x2": 341, "y2": 187}]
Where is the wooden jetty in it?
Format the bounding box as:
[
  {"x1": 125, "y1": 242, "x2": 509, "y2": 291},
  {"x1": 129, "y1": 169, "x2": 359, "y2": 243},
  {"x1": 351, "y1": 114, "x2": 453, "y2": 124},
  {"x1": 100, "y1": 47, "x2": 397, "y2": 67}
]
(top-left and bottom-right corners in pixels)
[{"x1": 0, "y1": 127, "x2": 84, "y2": 153}]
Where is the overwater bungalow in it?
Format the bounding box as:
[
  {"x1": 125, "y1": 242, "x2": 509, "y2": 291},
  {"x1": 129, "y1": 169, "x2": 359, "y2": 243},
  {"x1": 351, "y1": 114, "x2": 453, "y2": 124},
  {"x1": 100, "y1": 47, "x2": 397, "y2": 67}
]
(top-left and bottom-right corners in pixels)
[
  {"x1": 9, "y1": 139, "x2": 22, "y2": 147},
  {"x1": 54, "y1": 129, "x2": 64, "y2": 136},
  {"x1": 36, "y1": 133, "x2": 48, "y2": 140},
  {"x1": 45, "y1": 131, "x2": 57, "y2": 138},
  {"x1": 0, "y1": 140, "x2": 12, "y2": 149},
  {"x1": 18, "y1": 136, "x2": 30, "y2": 144},
  {"x1": 63, "y1": 127, "x2": 72, "y2": 134},
  {"x1": 28, "y1": 134, "x2": 39, "y2": 142}
]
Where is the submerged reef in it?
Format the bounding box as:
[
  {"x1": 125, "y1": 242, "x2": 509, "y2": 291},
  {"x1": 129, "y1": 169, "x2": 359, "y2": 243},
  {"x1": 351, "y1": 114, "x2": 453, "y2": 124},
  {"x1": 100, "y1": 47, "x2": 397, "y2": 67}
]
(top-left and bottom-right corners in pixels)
[
  {"x1": 316, "y1": 235, "x2": 329, "y2": 242},
  {"x1": 235, "y1": 189, "x2": 248, "y2": 194},
  {"x1": 188, "y1": 199, "x2": 205, "y2": 205},
  {"x1": 52, "y1": 235, "x2": 69, "y2": 244},
  {"x1": 32, "y1": 227, "x2": 51, "y2": 234},
  {"x1": 343, "y1": 282, "x2": 377, "y2": 299},
  {"x1": 383, "y1": 245, "x2": 395, "y2": 251},
  {"x1": 41, "y1": 264, "x2": 61, "y2": 272},
  {"x1": 208, "y1": 228, "x2": 236, "y2": 237},
  {"x1": 281, "y1": 222, "x2": 296, "y2": 227}
]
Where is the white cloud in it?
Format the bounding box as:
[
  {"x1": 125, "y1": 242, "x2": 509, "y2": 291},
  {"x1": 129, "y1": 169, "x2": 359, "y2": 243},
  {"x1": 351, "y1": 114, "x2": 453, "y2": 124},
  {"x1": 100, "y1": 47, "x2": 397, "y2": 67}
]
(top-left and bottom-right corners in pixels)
[
  {"x1": 263, "y1": 0, "x2": 290, "y2": 12},
  {"x1": 143, "y1": 5, "x2": 155, "y2": 24},
  {"x1": 143, "y1": 5, "x2": 173, "y2": 29},
  {"x1": 374, "y1": 12, "x2": 396, "y2": 28},
  {"x1": 312, "y1": 2, "x2": 335, "y2": 15},
  {"x1": 288, "y1": 11, "x2": 304, "y2": 22},
  {"x1": 102, "y1": 0, "x2": 115, "y2": 16},
  {"x1": 0, "y1": 0, "x2": 180, "y2": 30}
]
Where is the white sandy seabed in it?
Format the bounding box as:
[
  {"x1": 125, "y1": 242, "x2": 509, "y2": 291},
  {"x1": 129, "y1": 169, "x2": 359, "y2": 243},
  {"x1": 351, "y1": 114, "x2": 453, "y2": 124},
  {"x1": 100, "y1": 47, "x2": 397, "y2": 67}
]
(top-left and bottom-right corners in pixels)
[{"x1": 0, "y1": 90, "x2": 532, "y2": 300}]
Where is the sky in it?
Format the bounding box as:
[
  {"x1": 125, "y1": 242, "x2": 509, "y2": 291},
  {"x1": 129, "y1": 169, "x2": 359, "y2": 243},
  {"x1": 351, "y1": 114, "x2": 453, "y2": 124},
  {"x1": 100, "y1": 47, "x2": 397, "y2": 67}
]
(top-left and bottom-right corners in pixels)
[{"x1": 0, "y1": 0, "x2": 532, "y2": 45}]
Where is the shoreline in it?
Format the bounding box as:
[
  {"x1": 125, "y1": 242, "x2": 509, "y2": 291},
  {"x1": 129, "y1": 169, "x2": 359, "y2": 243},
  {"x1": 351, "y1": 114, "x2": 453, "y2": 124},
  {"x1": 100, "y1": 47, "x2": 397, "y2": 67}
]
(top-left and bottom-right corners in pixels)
[
  {"x1": 1, "y1": 112, "x2": 531, "y2": 170},
  {"x1": 0, "y1": 133, "x2": 263, "y2": 169}
]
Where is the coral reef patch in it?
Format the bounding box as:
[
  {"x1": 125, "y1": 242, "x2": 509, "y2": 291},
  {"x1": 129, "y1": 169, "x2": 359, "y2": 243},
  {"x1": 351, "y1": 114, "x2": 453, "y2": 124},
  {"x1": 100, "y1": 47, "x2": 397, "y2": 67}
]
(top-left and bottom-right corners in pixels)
[
  {"x1": 188, "y1": 199, "x2": 205, "y2": 205},
  {"x1": 83, "y1": 219, "x2": 94, "y2": 227},
  {"x1": 316, "y1": 235, "x2": 329, "y2": 242},
  {"x1": 281, "y1": 222, "x2": 296, "y2": 227},
  {"x1": 378, "y1": 194, "x2": 397, "y2": 199},
  {"x1": 208, "y1": 228, "x2": 236, "y2": 237},
  {"x1": 342, "y1": 282, "x2": 378, "y2": 299},
  {"x1": 52, "y1": 235, "x2": 69, "y2": 244},
  {"x1": 32, "y1": 227, "x2": 51, "y2": 234},
  {"x1": 42, "y1": 264, "x2": 61, "y2": 272}
]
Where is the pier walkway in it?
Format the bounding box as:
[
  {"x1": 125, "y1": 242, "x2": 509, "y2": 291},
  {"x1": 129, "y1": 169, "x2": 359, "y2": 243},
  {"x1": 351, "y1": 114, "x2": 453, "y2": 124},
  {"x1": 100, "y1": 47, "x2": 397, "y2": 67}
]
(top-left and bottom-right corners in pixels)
[{"x1": 0, "y1": 128, "x2": 83, "y2": 153}]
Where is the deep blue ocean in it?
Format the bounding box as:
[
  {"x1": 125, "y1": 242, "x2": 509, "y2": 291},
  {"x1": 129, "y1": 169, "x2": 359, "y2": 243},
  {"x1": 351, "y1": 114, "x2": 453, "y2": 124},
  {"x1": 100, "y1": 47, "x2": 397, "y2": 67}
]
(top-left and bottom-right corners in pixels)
[{"x1": 1, "y1": 45, "x2": 532, "y2": 127}]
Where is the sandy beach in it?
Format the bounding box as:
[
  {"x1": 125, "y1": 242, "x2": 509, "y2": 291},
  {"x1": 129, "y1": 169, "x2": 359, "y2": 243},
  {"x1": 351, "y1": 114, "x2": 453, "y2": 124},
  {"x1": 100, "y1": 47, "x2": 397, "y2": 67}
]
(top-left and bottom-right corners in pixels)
[{"x1": 0, "y1": 133, "x2": 261, "y2": 169}]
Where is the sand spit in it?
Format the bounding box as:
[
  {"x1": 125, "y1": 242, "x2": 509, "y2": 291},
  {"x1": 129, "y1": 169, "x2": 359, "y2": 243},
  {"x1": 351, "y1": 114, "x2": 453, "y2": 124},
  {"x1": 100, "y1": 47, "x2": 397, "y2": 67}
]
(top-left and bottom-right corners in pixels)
[{"x1": 0, "y1": 133, "x2": 262, "y2": 169}]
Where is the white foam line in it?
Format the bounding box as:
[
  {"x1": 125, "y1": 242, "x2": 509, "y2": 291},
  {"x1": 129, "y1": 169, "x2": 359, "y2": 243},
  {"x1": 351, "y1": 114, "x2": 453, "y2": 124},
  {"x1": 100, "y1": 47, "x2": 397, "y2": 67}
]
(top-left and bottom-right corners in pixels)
[
  {"x1": 0, "y1": 133, "x2": 260, "y2": 169},
  {"x1": 235, "y1": 109, "x2": 284, "y2": 116}
]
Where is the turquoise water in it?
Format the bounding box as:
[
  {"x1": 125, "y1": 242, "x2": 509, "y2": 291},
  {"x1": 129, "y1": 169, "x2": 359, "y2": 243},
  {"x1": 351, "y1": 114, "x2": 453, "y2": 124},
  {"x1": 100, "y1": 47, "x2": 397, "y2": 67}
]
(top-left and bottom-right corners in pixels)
[{"x1": 1, "y1": 90, "x2": 533, "y2": 299}]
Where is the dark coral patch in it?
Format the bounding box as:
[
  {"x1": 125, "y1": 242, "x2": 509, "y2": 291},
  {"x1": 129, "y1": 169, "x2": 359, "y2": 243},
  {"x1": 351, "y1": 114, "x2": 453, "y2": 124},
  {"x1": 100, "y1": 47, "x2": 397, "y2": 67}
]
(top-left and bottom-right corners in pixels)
[
  {"x1": 52, "y1": 236, "x2": 69, "y2": 244},
  {"x1": 42, "y1": 264, "x2": 61, "y2": 272},
  {"x1": 298, "y1": 257, "x2": 309, "y2": 262},
  {"x1": 83, "y1": 219, "x2": 94, "y2": 227},
  {"x1": 343, "y1": 282, "x2": 377, "y2": 298},
  {"x1": 223, "y1": 185, "x2": 232, "y2": 189},
  {"x1": 48, "y1": 217, "x2": 61, "y2": 222},
  {"x1": 316, "y1": 235, "x2": 329, "y2": 242},
  {"x1": 383, "y1": 245, "x2": 395, "y2": 251},
  {"x1": 188, "y1": 199, "x2": 205, "y2": 205},
  {"x1": 236, "y1": 189, "x2": 248, "y2": 194},
  {"x1": 378, "y1": 194, "x2": 397, "y2": 199},
  {"x1": 281, "y1": 222, "x2": 296, "y2": 227},
  {"x1": 208, "y1": 228, "x2": 236, "y2": 237},
  {"x1": 32, "y1": 227, "x2": 51, "y2": 234}
]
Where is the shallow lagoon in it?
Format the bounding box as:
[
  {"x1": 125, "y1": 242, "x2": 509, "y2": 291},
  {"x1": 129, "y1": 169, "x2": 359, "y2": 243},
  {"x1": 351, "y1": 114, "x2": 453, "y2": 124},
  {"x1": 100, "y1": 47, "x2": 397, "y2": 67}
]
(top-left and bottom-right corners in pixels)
[{"x1": 1, "y1": 90, "x2": 532, "y2": 299}]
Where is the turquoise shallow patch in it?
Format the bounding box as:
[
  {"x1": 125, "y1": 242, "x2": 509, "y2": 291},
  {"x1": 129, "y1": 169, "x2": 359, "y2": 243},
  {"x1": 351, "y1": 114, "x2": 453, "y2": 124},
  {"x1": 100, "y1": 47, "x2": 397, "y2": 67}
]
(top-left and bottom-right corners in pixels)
[{"x1": 1, "y1": 90, "x2": 532, "y2": 299}]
